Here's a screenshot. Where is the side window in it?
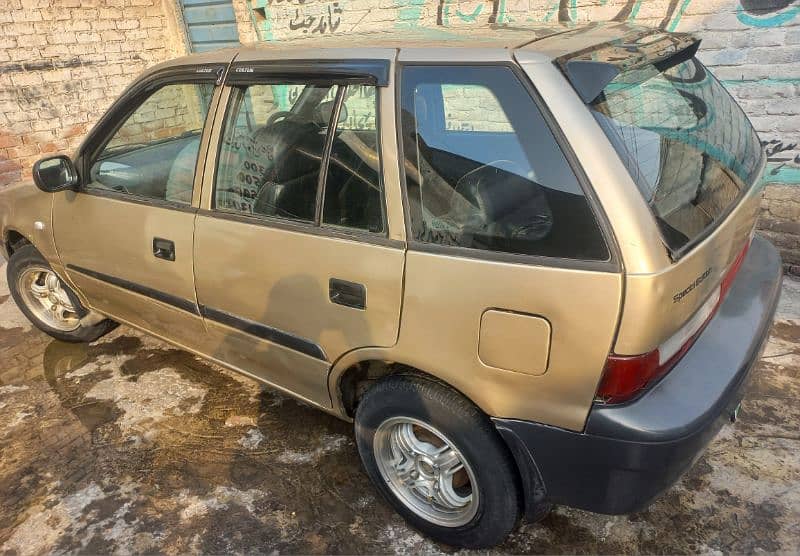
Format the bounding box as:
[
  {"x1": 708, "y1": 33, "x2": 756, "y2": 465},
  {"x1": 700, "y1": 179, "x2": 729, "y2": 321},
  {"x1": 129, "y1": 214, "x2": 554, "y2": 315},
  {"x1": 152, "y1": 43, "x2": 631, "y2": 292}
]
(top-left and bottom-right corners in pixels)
[
  {"x1": 400, "y1": 66, "x2": 609, "y2": 261},
  {"x1": 214, "y1": 81, "x2": 385, "y2": 234},
  {"x1": 89, "y1": 83, "x2": 214, "y2": 205},
  {"x1": 215, "y1": 83, "x2": 340, "y2": 221},
  {"x1": 322, "y1": 86, "x2": 384, "y2": 233}
]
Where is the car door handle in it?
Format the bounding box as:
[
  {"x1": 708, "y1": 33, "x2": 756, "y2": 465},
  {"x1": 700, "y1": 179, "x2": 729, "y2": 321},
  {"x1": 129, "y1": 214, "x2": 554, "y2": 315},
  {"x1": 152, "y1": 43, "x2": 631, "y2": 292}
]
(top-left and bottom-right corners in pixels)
[
  {"x1": 153, "y1": 237, "x2": 175, "y2": 261},
  {"x1": 329, "y1": 278, "x2": 366, "y2": 310}
]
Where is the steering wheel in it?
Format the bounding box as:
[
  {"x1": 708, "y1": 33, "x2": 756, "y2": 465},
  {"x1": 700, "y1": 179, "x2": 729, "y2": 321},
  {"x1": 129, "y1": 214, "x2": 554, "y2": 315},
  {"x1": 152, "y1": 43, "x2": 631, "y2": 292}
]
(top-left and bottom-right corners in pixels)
[
  {"x1": 452, "y1": 160, "x2": 524, "y2": 207},
  {"x1": 266, "y1": 111, "x2": 295, "y2": 127},
  {"x1": 447, "y1": 160, "x2": 532, "y2": 238}
]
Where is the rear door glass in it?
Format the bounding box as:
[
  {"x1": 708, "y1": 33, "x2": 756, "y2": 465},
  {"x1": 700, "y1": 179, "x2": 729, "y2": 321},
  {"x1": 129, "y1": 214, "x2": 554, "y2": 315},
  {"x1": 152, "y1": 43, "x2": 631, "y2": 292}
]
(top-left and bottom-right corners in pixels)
[
  {"x1": 400, "y1": 65, "x2": 609, "y2": 261},
  {"x1": 214, "y1": 81, "x2": 386, "y2": 234},
  {"x1": 589, "y1": 58, "x2": 763, "y2": 253},
  {"x1": 215, "y1": 83, "x2": 340, "y2": 220}
]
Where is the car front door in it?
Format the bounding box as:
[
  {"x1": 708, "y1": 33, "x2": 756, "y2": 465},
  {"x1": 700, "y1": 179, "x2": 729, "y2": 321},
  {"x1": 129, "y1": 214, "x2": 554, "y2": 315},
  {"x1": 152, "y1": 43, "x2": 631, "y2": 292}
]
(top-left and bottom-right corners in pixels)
[
  {"x1": 192, "y1": 58, "x2": 405, "y2": 408},
  {"x1": 52, "y1": 67, "x2": 224, "y2": 350}
]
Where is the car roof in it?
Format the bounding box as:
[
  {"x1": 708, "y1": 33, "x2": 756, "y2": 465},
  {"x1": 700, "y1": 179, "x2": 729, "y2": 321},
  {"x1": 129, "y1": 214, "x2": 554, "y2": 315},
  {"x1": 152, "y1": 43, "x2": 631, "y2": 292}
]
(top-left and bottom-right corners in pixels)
[{"x1": 145, "y1": 22, "x2": 684, "y2": 73}]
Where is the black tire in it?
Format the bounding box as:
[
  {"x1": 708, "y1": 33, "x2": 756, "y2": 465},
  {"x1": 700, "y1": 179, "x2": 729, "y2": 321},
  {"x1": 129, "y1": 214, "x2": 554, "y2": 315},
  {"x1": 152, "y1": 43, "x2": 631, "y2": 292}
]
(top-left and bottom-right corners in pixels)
[
  {"x1": 6, "y1": 245, "x2": 117, "y2": 343},
  {"x1": 355, "y1": 374, "x2": 522, "y2": 548}
]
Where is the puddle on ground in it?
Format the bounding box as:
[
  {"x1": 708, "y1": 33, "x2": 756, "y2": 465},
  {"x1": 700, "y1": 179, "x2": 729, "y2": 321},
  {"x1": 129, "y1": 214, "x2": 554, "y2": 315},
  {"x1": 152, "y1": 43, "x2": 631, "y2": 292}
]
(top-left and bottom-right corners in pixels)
[{"x1": 0, "y1": 271, "x2": 799, "y2": 553}]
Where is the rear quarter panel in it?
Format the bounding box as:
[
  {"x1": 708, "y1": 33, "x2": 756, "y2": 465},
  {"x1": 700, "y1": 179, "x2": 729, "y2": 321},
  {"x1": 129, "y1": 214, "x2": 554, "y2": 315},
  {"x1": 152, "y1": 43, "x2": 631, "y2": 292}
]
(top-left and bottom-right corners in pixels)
[
  {"x1": 614, "y1": 181, "x2": 764, "y2": 355},
  {"x1": 394, "y1": 252, "x2": 623, "y2": 431},
  {"x1": 516, "y1": 54, "x2": 766, "y2": 356},
  {"x1": 330, "y1": 251, "x2": 623, "y2": 432}
]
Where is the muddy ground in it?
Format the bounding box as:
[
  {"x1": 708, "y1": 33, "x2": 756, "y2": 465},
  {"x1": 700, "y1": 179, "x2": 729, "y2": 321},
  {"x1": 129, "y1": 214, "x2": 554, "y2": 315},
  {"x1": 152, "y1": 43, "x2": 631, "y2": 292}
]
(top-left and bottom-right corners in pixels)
[{"x1": 0, "y1": 262, "x2": 799, "y2": 555}]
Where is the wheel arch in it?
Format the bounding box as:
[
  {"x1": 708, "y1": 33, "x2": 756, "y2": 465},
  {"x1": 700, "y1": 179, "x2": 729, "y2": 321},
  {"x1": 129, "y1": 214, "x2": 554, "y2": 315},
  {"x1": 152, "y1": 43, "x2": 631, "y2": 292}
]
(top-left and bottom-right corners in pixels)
[
  {"x1": 329, "y1": 349, "x2": 484, "y2": 421},
  {"x1": 3, "y1": 229, "x2": 34, "y2": 259},
  {"x1": 331, "y1": 350, "x2": 551, "y2": 521}
]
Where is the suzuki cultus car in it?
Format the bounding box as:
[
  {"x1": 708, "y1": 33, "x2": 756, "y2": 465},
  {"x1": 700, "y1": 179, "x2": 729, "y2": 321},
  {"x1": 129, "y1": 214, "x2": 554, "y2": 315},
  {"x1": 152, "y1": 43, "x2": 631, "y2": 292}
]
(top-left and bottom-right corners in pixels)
[{"x1": 0, "y1": 23, "x2": 781, "y2": 548}]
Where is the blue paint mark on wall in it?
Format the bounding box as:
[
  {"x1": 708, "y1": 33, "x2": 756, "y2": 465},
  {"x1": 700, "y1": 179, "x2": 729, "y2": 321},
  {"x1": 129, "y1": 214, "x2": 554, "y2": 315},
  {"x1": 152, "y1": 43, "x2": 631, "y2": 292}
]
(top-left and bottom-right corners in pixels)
[
  {"x1": 764, "y1": 164, "x2": 800, "y2": 185},
  {"x1": 395, "y1": 0, "x2": 426, "y2": 28},
  {"x1": 665, "y1": 0, "x2": 693, "y2": 31},
  {"x1": 737, "y1": 3, "x2": 800, "y2": 27}
]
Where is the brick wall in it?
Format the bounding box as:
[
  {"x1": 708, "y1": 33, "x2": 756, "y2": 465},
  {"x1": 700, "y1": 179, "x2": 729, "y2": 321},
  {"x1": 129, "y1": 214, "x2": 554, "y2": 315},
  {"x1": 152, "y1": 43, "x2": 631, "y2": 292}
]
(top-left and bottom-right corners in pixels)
[{"x1": 0, "y1": 0, "x2": 188, "y2": 186}]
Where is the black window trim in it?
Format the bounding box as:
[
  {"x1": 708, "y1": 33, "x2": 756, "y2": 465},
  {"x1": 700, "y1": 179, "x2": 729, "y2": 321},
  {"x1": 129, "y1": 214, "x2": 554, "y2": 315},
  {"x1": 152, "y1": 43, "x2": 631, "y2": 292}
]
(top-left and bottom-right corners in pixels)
[
  {"x1": 394, "y1": 60, "x2": 621, "y2": 273},
  {"x1": 320, "y1": 83, "x2": 389, "y2": 236},
  {"x1": 195, "y1": 208, "x2": 404, "y2": 249},
  {"x1": 208, "y1": 69, "x2": 391, "y2": 243},
  {"x1": 75, "y1": 64, "x2": 226, "y2": 210},
  {"x1": 226, "y1": 59, "x2": 391, "y2": 87},
  {"x1": 315, "y1": 85, "x2": 347, "y2": 225}
]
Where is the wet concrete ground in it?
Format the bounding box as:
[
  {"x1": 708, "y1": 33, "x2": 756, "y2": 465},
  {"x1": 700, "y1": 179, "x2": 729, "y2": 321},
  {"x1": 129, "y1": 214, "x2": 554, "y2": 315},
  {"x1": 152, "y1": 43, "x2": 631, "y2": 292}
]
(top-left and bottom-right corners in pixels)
[{"x1": 1, "y1": 262, "x2": 799, "y2": 555}]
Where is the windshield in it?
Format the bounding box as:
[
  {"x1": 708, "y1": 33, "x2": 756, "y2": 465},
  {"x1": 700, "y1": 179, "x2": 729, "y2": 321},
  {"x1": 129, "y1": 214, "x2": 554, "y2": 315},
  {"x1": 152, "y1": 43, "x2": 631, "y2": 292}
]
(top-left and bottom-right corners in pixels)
[{"x1": 590, "y1": 57, "x2": 763, "y2": 253}]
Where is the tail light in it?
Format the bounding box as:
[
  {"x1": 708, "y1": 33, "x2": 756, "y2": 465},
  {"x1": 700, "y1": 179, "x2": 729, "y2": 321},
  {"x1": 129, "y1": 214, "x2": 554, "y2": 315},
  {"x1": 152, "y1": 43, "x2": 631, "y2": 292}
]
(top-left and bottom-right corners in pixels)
[{"x1": 596, "y1": 238, "x2": 751, "y2": 404}]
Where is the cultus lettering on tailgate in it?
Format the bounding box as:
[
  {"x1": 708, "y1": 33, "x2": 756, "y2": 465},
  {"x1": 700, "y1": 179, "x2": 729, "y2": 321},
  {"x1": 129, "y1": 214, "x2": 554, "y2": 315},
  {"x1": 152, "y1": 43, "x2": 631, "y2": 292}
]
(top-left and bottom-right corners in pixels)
[{"x1": 673, "y1": 268, "x2": 712, "y2": 303}]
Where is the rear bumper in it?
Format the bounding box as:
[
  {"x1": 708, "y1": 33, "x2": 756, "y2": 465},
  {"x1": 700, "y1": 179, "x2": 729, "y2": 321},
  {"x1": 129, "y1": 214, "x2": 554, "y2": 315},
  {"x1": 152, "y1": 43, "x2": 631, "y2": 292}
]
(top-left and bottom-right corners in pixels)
[{"x1": 495, "y1": 235, "x2": 782, "y2": 515}]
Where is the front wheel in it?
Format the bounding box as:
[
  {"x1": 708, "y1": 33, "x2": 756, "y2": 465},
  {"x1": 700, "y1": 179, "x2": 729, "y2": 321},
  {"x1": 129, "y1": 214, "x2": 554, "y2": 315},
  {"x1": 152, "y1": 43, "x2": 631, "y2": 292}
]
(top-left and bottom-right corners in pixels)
[
  {"x1": 354, "y1": 374, "x2": 522, "y2": 548},
  {"x1": 7, "y1": 245, "x2": 117, "y2": 342}
]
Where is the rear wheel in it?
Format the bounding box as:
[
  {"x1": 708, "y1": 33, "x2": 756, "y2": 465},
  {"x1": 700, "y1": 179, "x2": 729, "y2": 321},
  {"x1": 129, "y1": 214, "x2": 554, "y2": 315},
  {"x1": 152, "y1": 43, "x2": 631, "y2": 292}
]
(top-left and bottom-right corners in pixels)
[
  {"x1": 354, "y1": 374, "x2": 521, "y2": 548},
  {"x1": 7, "y1": 245, "x2": 117, "y2": 342}
]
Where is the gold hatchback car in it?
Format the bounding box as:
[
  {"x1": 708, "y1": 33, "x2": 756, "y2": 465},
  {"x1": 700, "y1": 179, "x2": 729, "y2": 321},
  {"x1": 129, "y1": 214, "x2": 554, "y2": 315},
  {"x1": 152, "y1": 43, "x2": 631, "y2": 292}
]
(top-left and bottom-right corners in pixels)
[{"x1": 0, "y1": 24, "x2": 783, "y2": 548}]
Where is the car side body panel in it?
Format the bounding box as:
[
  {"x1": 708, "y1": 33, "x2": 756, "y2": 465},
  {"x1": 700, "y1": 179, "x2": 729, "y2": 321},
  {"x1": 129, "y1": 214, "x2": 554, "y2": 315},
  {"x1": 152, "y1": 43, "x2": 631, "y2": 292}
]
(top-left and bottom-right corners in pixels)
[
  {"x1": 193, "y1": 215, "x2": 406, "y2": 408},
  {"x1": 190, "y1": 54, "x2": 406, "y2": 410},
  {"x1": 0, "y1": 183, "x2": 59, "y2": 269},
  {"x1": 52, "y1": 192, "x2": 207, "y2": 350},
  {"x1": 395, "y1": 252, "x2": 621, "y2": 431}
]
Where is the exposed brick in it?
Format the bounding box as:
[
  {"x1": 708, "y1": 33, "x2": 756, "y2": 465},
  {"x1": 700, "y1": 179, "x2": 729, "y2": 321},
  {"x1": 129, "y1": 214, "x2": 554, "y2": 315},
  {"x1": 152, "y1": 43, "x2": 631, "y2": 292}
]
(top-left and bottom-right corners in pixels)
[
  {"x1": 0, "y1": 135, "x2": 21, "y2": 149},
  {"x1": 10, "y1": 72, "x2": 43, "y2": 87},
  {"x1": 98, "y1": 8, "x2": 122, "y2": 20},
  {"x1": 12, "y1": 9, "x2": 42, "y2": 23},
  {"x1": 46, "y1": 31, "x2": 77, "y2": 45},
  {"x1": 116, "y1": 19, "x2": 140, "y2": 30},
  {"x1": 100, "y1": 30, "x2": 124, "y2": 42}
]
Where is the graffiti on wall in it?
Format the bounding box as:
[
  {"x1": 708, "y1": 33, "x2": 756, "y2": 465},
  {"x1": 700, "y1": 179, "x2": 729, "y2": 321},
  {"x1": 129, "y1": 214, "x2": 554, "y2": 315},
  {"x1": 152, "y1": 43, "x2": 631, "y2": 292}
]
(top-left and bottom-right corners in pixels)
[
  {"x1": 287, "y1": 1, "x2": 343, "y2": 34},
  {"x1": 422, "y1": 0, "x2": 800, "y2": 30},
  {"x1": 249, "y1": 0, "x2": 800, "y2": 38},
  {"x1": 738, "y1": 0, "x2": 800, "y2": 27},
  {"x1": 764, "y1": 139, "x2": 800, "y2": 180}
]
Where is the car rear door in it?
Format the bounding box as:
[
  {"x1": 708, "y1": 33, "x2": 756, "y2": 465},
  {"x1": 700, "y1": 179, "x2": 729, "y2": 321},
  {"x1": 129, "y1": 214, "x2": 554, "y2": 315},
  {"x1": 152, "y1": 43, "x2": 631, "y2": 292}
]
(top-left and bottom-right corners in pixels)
[
  {"x1": 52, "y1": 64, "x2": 225, "y2": 350},
  {"x1": 192, "y1": 54, "x2": 405, "y2": 409}
]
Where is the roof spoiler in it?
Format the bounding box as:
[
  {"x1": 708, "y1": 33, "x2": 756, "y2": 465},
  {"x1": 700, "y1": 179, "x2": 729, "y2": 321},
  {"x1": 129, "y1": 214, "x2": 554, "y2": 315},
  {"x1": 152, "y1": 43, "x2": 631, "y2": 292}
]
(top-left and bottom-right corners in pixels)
[{"x1": 558, "y1": 31, "x2": 701, "y2": 104}]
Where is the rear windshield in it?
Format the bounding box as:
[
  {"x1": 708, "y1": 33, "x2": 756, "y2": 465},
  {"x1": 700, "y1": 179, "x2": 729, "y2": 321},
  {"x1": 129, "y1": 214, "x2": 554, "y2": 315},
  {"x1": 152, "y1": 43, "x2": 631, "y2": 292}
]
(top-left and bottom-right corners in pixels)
[{"x1": 589, "y1": 57, "x2": 763, "y2": 254}]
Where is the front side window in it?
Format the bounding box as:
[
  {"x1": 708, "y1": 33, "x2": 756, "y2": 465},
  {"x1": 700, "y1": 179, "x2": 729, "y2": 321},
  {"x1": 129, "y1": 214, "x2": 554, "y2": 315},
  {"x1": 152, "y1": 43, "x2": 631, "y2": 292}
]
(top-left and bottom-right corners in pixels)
[
  {"x1": 88, "y1": 83, "x2": 214, "y2": 204},
  {"x1": 215, "y1": 82, "x2": 384, "y2": 233},
  {"x1": 400, "y1": 65, "x2": 608, "y2": 261}
]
